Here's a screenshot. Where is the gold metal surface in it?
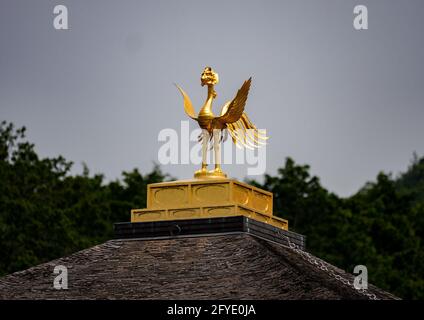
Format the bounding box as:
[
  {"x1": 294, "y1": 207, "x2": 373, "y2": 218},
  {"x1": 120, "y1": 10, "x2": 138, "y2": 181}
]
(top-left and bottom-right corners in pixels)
[
  {"x1": 127, "y1": 68, "x2": 289, "y2": 231},
  {"x1": 131, "y1": 179, "x2": 288, "y2": 230},
  {"x1": 176, "y1": 67, "x2": 269, "y2": 179}
]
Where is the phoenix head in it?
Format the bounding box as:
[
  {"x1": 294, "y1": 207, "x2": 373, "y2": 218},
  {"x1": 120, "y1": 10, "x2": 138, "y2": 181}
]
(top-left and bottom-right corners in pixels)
[{"x1": 200, "y1": 66, "x2": 219, "y2": 87}]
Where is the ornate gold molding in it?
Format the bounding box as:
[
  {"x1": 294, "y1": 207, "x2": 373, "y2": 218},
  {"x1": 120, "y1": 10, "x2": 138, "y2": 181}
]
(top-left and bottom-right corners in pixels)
[{"x1": 131, "y1": 179, "x2": 288, "y2": 230}]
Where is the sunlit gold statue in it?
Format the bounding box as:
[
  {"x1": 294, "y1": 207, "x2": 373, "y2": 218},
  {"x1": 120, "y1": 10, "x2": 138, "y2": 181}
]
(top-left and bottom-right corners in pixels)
[
  {"x1": 176, "y1": 67, "x2": 268, "y2": 179},
  {"x1": 130, "y1": 67, "x2": 287, "y2": 231}
]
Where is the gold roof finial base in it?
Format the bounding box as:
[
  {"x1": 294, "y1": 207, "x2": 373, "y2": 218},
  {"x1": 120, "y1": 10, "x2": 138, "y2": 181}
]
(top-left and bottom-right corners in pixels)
[{"x1": 131, "y1": 178, "x2": 288, "y2": 230}]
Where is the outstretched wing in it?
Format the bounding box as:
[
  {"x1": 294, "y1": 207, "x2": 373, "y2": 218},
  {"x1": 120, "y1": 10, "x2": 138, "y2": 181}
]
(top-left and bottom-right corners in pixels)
[
  {"x1": 226, "y1": 113, "x2": 269, "y2": 150},
  {"x1": 215, "y1": 77, "x2": 251, "y2": 125},
  {"x1": 216, "y1": 78, "x2": 268, "y2": 149},
  {"x1": 175, "y1": 84, "x2": 197, "y2": 120}
]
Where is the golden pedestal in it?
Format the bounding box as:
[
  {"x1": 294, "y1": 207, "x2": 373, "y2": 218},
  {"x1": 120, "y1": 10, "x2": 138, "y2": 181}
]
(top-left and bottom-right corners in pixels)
[{"x1": 131, "y1": 179, "x2": 288, "y2": 230}]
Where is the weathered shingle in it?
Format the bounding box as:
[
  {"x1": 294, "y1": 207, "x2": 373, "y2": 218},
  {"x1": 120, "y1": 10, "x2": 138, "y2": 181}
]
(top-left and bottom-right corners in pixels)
[{"x1": 0, "y1": 233, "x2": 396, "y2": 300}]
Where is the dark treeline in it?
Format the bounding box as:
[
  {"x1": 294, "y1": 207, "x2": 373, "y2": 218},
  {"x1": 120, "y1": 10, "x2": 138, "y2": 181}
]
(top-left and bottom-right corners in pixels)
[{"x1": 0, "y1": 121, "x2": 423, "y2": 299}]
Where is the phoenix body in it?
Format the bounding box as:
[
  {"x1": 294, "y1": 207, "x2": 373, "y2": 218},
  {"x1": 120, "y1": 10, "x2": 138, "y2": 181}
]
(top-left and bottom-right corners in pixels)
[{"x1": 176, "y1": 67, "x2": 268, "y2": 179}]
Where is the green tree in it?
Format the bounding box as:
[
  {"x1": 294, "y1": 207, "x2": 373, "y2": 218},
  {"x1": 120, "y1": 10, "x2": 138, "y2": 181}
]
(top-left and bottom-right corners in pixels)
[
  {"x1": 0, "y1": 121, "x2": 75, "y2": 273},
  {"x1": 0, "y1": 121, "x2": 167, "y2": 276},
  {"x1": 250, "y1": 157, "x2": 424, "y2": 299}
]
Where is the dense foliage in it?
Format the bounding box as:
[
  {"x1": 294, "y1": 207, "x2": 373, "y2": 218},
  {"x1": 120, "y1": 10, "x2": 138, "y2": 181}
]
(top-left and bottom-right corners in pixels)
[
  {"x1": 248, "y1": 157, "x2": 424, "y2": 299},
  {"x1": 0, "y1": 121, "x2": 423, "y2": 299},
  {"x1": 0, "y1": 121, "x2": 167, "y2": 276}
]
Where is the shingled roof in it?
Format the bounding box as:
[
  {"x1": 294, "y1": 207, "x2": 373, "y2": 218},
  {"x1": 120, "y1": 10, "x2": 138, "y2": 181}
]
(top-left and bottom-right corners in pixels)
[{"x1": 0, "y1": 217, "x2": 396, "y2": 300}]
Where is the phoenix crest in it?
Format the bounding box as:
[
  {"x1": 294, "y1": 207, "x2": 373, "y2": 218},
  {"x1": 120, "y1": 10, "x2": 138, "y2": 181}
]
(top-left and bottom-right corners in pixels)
[{"x1": 176, "y1": 67, "x2": 268, "y2": 179}]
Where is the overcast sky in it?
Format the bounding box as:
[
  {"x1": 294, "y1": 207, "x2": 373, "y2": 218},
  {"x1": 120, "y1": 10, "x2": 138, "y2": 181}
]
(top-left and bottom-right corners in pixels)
[{"x1": 1, "y1": 0, "x2": 423, "y2": 197}]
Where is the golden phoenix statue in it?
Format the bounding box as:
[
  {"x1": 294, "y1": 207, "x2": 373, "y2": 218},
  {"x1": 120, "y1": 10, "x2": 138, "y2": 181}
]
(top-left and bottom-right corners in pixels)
[{"x1": 176, "y1": 67, "x2": 268, "y2": 179}]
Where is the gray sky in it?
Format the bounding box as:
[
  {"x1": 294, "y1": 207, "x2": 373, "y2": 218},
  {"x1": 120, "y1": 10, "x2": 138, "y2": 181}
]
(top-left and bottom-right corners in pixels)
[{"x1": 1, "y1": 0, "x2": 423, "y2": 197}]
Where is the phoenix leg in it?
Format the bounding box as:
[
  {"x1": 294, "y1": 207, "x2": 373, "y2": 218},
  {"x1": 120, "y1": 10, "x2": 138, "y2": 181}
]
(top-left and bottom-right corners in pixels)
[
  {"x1": 213, "y1": 129, "x2": 222, "y2": 173},
  {"x1": 199, "y1": 129, "x2": 209, "y2": 172}
]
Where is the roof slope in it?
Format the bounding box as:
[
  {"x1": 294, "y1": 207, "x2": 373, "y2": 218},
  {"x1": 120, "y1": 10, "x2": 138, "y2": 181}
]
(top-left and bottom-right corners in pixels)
[{"x1": 0, "y1": 233, "x2": 396, "y2": 300}]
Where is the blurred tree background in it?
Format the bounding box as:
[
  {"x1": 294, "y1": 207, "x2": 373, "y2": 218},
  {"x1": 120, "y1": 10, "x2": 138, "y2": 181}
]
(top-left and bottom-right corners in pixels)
[{"x1": 0, "y1": 121, "x2": 423, "y2": 299}]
